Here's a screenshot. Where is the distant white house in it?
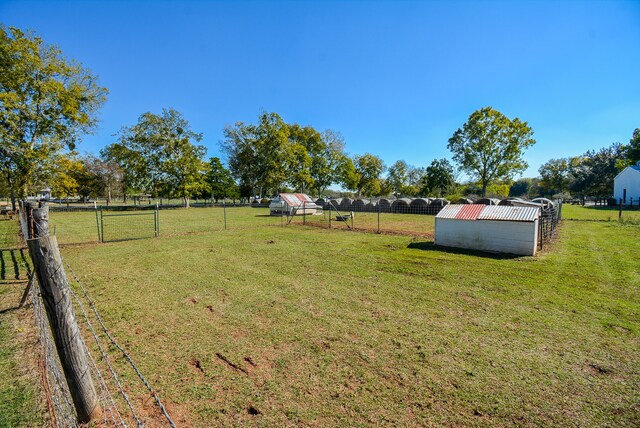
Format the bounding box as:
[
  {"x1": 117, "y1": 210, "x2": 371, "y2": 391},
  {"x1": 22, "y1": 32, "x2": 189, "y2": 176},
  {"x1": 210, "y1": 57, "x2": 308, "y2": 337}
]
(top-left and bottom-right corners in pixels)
[{"x1": 613, "y1": 162, "x2": 640, "y2": 205}]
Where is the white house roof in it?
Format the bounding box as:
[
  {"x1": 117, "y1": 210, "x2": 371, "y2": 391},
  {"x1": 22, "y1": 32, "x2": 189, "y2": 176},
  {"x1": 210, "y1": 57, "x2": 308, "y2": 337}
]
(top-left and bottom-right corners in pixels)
[
  {"x1": 614, "y1": 164, "x2": 640, "y2": 180},
  {"x1": 436, "y1": 204, "x2": 540, "y2": 222}
]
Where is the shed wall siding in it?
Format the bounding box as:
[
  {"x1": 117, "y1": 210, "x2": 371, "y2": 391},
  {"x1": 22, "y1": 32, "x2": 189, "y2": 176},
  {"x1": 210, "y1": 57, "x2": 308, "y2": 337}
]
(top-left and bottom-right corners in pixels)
[
  {"x1": 613, "y1": 168, "x2": 640, "y2": 203},
  {"x1": 435, "y1": 218, "x2": 538, "y2": 256}
]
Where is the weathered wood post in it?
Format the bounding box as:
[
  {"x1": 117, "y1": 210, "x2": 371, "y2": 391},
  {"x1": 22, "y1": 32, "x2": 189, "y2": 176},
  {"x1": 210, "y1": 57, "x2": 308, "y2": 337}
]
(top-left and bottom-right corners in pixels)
[
  {"x1": 24, "y1": 201, "x2": 34, "y2": 239},
  {"x1": 619, "y1": 198, "x2": 623, "y2": 220},
  {"x1": 27, "y1": 203, "x2": 101, "y2": 423}
]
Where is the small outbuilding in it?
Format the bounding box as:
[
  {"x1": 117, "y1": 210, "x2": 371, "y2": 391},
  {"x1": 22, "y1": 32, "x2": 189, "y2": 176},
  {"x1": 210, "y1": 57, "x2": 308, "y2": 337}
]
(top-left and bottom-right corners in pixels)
[
  {"x1": 613, "y1": 162, "x2": 640, "y2": 205},
  {"x1": 269, "y1": 193, "x2": 318, "y2": 216},
  {"x1": 435, "y1": 205, "x2": 540, "y2": 256}
]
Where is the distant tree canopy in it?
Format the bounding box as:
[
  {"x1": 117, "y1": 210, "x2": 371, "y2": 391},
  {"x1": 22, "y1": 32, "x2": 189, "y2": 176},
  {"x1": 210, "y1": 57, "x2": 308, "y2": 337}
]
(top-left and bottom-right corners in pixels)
[
  {"x1": 537, "y1": 142, "x2": 628, "y2": 198},
  {"x1": 0, "y1": 26, "x2": 107, "y2": 209},
  {"x1": 421, "y1": 158, "x2": 455, "y2": 197},
  {"x1": 204, "y1": 157, "x2": 238, "y2": 202},
  {"x1": 626, "y1": 128, "x2": 640, "y2": 165},
  {"x1": 220, "y1": 111, "x2": 348, "y2": 198},
  {"x1": 103, "y1": 108, "x2": 207, "y2": 207},
  {"x1": 448, "y1": 107, "x2": 536, "y2": 197},
  {"x1": 344, "y1": 153, "x2": 385, "y2": 197}
]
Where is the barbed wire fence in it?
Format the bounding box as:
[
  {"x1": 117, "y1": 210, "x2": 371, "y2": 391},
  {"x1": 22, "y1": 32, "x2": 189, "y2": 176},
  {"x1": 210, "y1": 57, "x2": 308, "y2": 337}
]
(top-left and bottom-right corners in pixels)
[{"x1": 18, "y1": 201, "x2": 176, "y2": 427}]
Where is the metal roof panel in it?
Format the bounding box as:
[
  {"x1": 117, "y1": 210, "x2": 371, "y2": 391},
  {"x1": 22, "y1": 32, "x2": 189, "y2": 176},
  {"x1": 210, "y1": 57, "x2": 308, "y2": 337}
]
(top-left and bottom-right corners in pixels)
[
  {"x1": 435, "y1": 204, "x2": 462, "y2": 219},
  {"x1": 477, "y1": 205, "x2": 540, "y2": 222},
  {"x1": 454, "y1": 204, "x2": 485, "y2": 220}
]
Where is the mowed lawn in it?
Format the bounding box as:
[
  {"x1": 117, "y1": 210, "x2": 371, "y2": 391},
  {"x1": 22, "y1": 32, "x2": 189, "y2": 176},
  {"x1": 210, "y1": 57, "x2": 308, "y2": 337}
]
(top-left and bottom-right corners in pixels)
[
  {"x1": 50, "y1": 206, "x2": 640, "y2": 427},
  {"x1": 0, "y1": 219, "x2": 46, "y2": 427}
]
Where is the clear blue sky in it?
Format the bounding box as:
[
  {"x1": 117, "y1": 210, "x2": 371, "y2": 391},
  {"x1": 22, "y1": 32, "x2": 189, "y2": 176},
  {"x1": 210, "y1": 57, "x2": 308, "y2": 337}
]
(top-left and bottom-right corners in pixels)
[{"x1": 2, "y1": 0, "x2": 639, "y2": 178}]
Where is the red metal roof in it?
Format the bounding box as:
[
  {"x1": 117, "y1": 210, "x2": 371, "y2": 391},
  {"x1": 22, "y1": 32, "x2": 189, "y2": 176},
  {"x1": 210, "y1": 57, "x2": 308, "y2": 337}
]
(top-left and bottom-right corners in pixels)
[
  {"x1": 279, "y1": 193, "x2": 315, "y2": 207},
  {"x1": 436, "y1": 204, "x2": 539, "y2": 222},
  {"x1": 454, "y1": 204, "x2": 484, "y2": 220}
]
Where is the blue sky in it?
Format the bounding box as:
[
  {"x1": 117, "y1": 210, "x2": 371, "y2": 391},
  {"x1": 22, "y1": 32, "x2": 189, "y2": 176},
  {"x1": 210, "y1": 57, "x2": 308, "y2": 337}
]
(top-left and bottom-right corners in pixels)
[{"x1": 2, "y1": 0, "x2": 639, "y2": 178}]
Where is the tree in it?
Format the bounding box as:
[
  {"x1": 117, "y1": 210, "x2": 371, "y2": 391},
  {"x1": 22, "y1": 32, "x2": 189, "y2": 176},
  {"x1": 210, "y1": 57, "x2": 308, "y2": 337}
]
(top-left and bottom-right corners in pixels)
[
  {"x1": 625, "y1": 128, "x2": 640, "y2": 165},
  {"x1": 221, "y1": 112, "x2": 291, "y2": 198},
  {"x1": 312, "y1": 129, "x2": 346, "y2": 197},
  {"x1": 204, "y1": 157, "x2": 238, "y2": 202},
  {"x1": 104, "y1": 109, "x2": 207, "y2": 207},
  {"x1": 221, "y1": 121, "x2": 259, "y2": 200},
  {"x1": 387, "y1": 160, "x2": 409, "y2": 198},
  {"x1": 509, "y1": 178, "x2": 532, "y2": 197},
  {"x1": 349, "y1": 154, "x2": 385, "y2": 197},
  {"x1": 538, "y1": 158, "x2": 574, "y2": 196},
  {"x1": 286, "y1": 124, "x2": 315, "y2": 192},
  {"x1": 405, "y1": 167, "x2": 425, "y2": 197},
  {"x1": 569, "y1": 143, "x2": 626, "y2": 197},
  {"x1": 83, "y1": 155, "x2": 123, "y2": 204},
  {"x1": 421, "y1": 158, "x2": 455, "y2": 197},
  {"x1": 0, "y1": 26, "x2": 107, "y2": 210},
  {"x1": 485, "y1": 183, "x2": 510, "y2": 198},
  {"x1": 447, "y1": 107, "x2": 535, "y2": 197},
  {"x1": 100, "y1": 143, "x2": 145, "y2": 202},
  {"x1": 338, "y1": 156, "x2": 360, "y2": 194},
  {"x1": 50, "y1": 156, "x2": 85, "y2": 202}
]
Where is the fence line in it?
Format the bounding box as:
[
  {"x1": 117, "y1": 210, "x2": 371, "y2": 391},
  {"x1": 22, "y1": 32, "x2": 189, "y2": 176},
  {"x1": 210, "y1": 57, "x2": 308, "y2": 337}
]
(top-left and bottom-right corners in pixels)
[
  {"x1": 66, "y1": 261, "x2": 177, "y2": 428},
  {"x1": 538, "y1": 201, "x2": 563, "y2": 249},
  {"x1": 69, "y1": 285, "x2": 141, "y2": 426},
  {"x1": 18, "y1": 201, "x2": 176, "y2": 426},
  {"x1": 18, "y1": 202, "x2": 78, "y2": 426}
]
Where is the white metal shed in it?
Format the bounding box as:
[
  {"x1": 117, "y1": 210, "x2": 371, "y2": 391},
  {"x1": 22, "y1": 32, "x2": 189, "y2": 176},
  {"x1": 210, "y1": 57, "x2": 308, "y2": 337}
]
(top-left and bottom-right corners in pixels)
[
  {"x1": 613, "y1": 162, "x2": 640, "y2": 205},
  {"x1": 269, "y1": 193, "x2": 319, "y2": 216},
  {"x1": 435, "y1": 205, "x2": 540, "y2": 256}
]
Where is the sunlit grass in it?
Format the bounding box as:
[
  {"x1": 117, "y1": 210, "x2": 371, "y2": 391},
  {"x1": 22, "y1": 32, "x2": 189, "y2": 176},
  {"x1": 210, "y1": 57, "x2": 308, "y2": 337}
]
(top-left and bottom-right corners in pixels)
[{"x1": 56, "y1": 207, "x2": 640, "y2": 426}]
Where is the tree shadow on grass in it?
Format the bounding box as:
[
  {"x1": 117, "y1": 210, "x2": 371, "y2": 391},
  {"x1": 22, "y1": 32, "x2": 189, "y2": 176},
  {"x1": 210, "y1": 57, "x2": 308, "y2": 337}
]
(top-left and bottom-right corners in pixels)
[
  {"x1": 407, "y1": 241, "x2": 524, "y2": 260},
  {"x1": 0, "y1": 248, "x2": 30, "y2": 281}
]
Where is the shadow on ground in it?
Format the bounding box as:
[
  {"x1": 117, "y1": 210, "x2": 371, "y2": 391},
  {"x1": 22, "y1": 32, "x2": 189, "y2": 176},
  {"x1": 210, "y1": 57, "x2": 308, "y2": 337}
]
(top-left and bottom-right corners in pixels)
[
  {"x1": 0, "y1": 248, "x2": 30, "y2": 281},
  {"x1": 407, "y1": 241, "x2": 524, "y2": 260}
]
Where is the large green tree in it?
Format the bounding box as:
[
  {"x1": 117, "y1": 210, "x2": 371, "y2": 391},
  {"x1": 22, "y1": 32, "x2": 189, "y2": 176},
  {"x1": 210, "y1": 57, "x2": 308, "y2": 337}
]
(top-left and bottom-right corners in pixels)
[
  {"x1": 82, "y1": 155, "x2": 123, "y2": 204},
  {"x1": 221, "y1": 112, "x2": 291, "y2": 198},
  {"x1": 104, "y1": 108, "x2": 207, "y2": 207},
  {"x1": 286, "y1": 124, "x2": 316, "y2": 192},
  {"x1": 344, "y1": 153, "x2": 385, "y2": 197},
  {"x1": 387, "y1": 160, "x2": 409, "y2": 199},
  {"x1": 421, "y1": 158, "x2": 455, "y2": 197},
  {"x1": 447, "y1": 107, "x2": 535, "y2": 197},
  {"x1": 538, "y1": 158, "x2": 576, "y2": 196},
  {"x1": 312, "y1": 130, "x2": 346, "y2": 197},
  {"x1": 204, "y1": 157, "x2": 238, "y2": 202},
  {"x1": 0, "y1": 26, "x2": 107, "y2": 209}
]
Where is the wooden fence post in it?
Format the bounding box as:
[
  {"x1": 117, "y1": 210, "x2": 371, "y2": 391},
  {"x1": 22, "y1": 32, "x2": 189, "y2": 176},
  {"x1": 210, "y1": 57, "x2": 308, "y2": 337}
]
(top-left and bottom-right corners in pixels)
[
  {"x1": 27, "y1": 203, "x2": 101, "y2": 423},
  {"x1": 619, "y1": 198, "x2": 623, "y2": 220}
]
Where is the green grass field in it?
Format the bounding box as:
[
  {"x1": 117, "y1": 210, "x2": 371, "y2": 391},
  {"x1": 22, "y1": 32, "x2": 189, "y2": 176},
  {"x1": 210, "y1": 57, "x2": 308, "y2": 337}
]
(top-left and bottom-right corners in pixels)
[
  {"x1": 0, "y1": 219, "x2": 46, "y2": 427},
  {"x1": 1, "y1": 205, "x2": 639, "y2": 426},
  {"x1": 562, "y1": 203, "x2": 640, "y2": 222},
  {"x1": 38, "y1": 205, "x2": 637, "y2": 426}
]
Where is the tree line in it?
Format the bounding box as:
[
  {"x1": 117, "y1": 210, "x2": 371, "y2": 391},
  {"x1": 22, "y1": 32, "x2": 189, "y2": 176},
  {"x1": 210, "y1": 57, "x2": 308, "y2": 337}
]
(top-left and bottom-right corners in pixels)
[{"x1": 2, "y1": 25, "x2": 638, "y2": 210}]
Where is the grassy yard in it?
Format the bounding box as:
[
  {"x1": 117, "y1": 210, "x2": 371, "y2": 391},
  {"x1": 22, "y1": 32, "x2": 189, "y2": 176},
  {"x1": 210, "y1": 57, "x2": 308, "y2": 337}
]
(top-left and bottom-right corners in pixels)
[
  {"x1": 562, "y1": 203, "x2": 640, "y2": 222},
  {"x1": 0, "y1": 219, "x2": 46, "y2": 427},
  {"x1": 48, "y1": 206, "x2": 436, "y2": 245},
  {"x1": 47, "y1": 206, "x2": 640, "y2": 426}
]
